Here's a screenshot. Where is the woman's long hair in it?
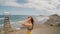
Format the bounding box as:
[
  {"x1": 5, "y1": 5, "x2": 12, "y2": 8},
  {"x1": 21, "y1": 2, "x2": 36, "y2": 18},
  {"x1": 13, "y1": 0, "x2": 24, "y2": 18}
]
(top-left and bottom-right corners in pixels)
[{"x1": 28, "y1": 16, "x2": 34, "y2": 29}]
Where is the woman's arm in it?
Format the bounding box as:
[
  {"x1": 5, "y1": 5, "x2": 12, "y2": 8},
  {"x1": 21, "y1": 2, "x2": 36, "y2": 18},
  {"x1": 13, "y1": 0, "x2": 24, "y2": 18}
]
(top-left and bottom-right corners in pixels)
[
  {"x1": 22, "y1": 22, "x2": 32, "y2": 28},
  {"x1": 22, "y1": 21, "x2": 27, "y2": 27}
]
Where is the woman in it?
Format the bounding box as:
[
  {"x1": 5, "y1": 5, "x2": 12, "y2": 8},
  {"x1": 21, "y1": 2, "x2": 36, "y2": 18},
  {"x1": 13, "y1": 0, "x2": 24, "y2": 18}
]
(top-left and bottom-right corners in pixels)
[{"x1": 22, "y1": 16, "x2": 34, "y2": 34}]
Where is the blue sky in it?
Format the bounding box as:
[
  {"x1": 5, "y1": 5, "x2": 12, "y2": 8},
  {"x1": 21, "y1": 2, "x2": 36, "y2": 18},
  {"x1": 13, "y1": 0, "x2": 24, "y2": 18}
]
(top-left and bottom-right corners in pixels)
[
  {"x1": 0, "y1": 6, "x2": 38, "y2": 15},
  {"x1": 0, "y1": 0, "x2": 60, "y2": 15}
]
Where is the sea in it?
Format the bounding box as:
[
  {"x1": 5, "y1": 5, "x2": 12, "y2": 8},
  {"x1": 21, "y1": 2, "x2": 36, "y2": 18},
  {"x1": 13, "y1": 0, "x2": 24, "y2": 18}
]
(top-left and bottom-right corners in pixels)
[
  {"x1": 0, "y1": 15, "x2": 36, "y2": 29},
  {"x1": 0, "y1": 15, "x2": 50, "y2": 29}
]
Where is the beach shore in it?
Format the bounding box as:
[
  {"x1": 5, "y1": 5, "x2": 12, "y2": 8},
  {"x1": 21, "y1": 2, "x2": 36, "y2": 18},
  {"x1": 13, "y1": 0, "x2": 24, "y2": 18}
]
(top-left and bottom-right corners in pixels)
[{"x1": 16, "y1": 24, "x2": 60, "y2": 34}]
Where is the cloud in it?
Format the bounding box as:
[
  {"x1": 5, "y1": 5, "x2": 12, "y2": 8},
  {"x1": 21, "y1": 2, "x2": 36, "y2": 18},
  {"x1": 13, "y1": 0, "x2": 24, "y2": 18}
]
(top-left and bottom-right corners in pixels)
[
  {"x1": 0, "y1": 0, "x2": 22, "y2": 7},
  {"x1": 0, "y1": 0, "x2": 60, "y2": 15}
]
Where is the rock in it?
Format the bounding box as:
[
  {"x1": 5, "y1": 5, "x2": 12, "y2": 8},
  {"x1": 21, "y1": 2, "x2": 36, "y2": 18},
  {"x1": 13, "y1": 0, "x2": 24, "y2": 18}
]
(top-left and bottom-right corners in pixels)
[
  {"x1": 44, "y1": 14, "x2": 60, "y2": 27},
  {"x1": 1, "y1": 16, "x2": 16, "y2": 34}
]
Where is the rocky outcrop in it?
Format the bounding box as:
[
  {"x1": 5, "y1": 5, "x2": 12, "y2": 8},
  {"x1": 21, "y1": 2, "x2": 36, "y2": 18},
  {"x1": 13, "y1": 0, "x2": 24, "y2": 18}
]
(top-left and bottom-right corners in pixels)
[
  {"x1": 0, "y1": 16, "x2": 16, "y2": 34},
  {"x1": 44, "y1": 14, "x2": 60, "y2": 27}
]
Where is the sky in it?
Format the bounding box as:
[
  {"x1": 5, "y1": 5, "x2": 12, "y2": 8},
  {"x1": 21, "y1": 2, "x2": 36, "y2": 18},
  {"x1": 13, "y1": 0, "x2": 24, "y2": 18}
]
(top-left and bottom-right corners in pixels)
[{"x1": 0, "y1": 0, "x2": 60, "y2": 15}]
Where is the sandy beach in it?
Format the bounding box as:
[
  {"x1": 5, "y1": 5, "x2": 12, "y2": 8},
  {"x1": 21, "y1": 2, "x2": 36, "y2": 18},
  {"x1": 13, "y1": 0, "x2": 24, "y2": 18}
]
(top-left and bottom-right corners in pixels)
[
  {"x1": 0, "y1": 23, "x2": 60, "y2": 34},
  {"x1": 16, "y1": 25, "x2": 60, "y2": 34}
]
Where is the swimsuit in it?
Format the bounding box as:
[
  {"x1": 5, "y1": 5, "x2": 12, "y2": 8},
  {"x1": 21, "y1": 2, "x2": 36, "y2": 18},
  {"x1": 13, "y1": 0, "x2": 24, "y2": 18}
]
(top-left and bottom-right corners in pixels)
[{"x1": 27, "y1": 27, "x2": 33, "y2": 31}]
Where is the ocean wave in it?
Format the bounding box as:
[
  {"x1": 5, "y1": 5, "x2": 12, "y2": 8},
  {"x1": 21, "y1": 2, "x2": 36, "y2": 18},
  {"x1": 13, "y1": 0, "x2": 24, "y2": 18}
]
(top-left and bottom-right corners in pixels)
[
  {"x1": 0, "y1": 20, "x2": 23, "y2": 28},
  {"x1": 36, "y1": 17, "x2": 49, "y2": 21},
  {"x1": 35, "y1": 17, "x2": 50, "y2": 24},
  {"x1": 10, "y1": 21, "x2": 23, "y2": 28},
  {"x1": 0, "y1": 24, "x2": 3, "y2": 28},
  {"x1": 0, "y1": 18, "x2": 4, "y2": 20},
  {"x1": 10, "y1": 21, "x2": 23, "y2": 24}
]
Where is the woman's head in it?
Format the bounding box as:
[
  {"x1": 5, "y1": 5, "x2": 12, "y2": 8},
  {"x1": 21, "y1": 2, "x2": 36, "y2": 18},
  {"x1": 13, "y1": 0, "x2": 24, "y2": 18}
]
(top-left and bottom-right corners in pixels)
[{"x1": 28, "y1": 16, "x2": 34, "y2": 23}]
